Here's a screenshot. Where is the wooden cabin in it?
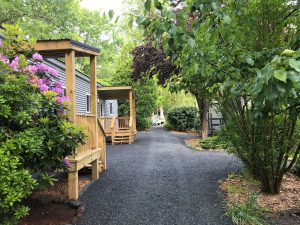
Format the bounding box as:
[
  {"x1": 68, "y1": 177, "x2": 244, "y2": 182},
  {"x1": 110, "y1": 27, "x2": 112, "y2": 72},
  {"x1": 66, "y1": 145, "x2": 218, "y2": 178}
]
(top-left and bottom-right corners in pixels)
[
  {"x1": 34, "y1": 39, "x2": 137, "y2": 200},
  {"x1": 98, "y1": 86, "x2": 137, "y2": 145},
  {"x1": 34, "y1": 39, "x2": 106, "y2": 200}
]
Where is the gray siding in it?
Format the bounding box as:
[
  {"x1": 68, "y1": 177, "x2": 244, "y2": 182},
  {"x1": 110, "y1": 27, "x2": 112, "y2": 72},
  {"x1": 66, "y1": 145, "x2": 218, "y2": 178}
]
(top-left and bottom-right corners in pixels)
[
  {"x1": 44, "y1": 58, "x2": 118, "y2": 117},
  {"x1": 103, "y1": 100, "x2": 118, "y2": 117}
]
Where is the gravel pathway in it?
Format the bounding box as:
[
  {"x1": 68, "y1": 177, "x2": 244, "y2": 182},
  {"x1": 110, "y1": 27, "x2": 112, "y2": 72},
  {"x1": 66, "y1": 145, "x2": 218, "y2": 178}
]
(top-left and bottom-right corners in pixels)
[{"x1": 76, "y1": 127, "x2": 242, "y2": 225}]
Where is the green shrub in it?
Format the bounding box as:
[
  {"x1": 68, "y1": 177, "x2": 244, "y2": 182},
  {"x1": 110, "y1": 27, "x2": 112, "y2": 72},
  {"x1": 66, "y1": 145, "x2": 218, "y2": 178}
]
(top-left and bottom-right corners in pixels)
[
  {"x1": 166, "y1": 106, "x2": 198, "y2": 131},
  {"x1": 0, "y1": 25, "x2": 85, "y2": 223},
  {"x1": 0, "y1": 145, "x2": 36, "y2": 224},
  {"x1": 200, "y1": 136, "x2": 228, "y2": 149}
]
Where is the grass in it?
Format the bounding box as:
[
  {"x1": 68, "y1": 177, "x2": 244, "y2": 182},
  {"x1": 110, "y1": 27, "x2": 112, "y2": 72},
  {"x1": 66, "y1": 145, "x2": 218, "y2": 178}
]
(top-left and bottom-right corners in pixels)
[
  {"x1": 226, "y1": 193, "x2": 267, "y2": 225},
  {"x1": 221, "y1": 172, "x2": 267, "y2": 225}
]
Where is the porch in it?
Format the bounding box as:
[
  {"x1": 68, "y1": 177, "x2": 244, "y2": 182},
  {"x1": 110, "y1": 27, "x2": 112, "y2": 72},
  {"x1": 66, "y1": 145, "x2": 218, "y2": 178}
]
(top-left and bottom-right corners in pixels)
[
  {"x1": 98, "y1": 86, "x2": 137, "y2": 145},
  {"x1": 34, "y1": 39, "x2": 106, "y2": 200}
]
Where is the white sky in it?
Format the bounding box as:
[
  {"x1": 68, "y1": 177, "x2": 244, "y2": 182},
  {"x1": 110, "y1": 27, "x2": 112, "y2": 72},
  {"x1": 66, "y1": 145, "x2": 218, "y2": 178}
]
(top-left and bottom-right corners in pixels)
[{"x1": 80, "y1": 0, "x2": 124, "y2": 15}]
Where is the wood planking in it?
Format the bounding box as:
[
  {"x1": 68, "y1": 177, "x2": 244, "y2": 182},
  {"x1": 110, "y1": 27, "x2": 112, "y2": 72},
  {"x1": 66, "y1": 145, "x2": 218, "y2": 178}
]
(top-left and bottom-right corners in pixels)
[{"x1": 65, "y1": 50, "x2": 76, "y2": 122}]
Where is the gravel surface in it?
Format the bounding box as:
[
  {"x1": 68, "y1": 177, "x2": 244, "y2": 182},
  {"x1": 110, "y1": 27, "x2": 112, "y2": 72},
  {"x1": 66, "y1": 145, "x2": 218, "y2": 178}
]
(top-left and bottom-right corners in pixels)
[{"x1": 76, "y1": 127, "x2": 242, "y2": 225}]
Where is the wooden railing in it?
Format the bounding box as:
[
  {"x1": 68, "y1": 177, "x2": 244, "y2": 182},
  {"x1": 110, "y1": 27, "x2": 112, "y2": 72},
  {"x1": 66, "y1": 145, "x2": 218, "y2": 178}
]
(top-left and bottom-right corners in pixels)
[
  {"x1": 98, "y1": 117, "x2": 113, "y2": 134},
  {"x1": 76, "y1": 114, "x2": 97, "y2": 155},
  {"x1": 97, "y1": 118, "x2": 107, "y2": 170},
  {"x1": 98, "y1": 116, "x2": 136, "y2": 142},
  {"x1": 117, "y1": 117, "x2": 130, "y2": 129}
]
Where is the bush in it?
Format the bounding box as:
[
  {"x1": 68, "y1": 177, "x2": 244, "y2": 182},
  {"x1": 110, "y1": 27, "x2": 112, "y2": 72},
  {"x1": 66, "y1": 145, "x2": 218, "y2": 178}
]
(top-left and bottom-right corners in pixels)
[
  {"x1": 200, "y1": 136, "x2": 228, "y2": 149},
  {"x1": 0, "y1": 146, "x2": 36, "y2": 224},
  {"x1": 0, "y1": 25, "x2": 85, "y2": 223},
  {"x1": 166, "y1": 106, "x2": 198, "y2": 131}
]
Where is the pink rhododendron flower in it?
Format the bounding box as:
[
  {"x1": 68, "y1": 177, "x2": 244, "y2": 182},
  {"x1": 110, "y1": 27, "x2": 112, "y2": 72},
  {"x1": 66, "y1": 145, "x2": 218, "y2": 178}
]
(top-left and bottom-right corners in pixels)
[
  {"x1": 10, "y1": 56, "x2": 19, "y2": 71},
  {"x1": 47, "y1": 67, "x2": 59, "y2": 77},
  {"x1": 0, "y1": 54, "x2": 9, "y2": 64},
  {"x1": 25, "y1": 65, "x2": 38, "y2": 74},
  {"x1": 32, "y1": 53, "x2": 43, "y2": 61},
  {"x1": 56, "y1": 96, "x2": 70, "y2": 104},
  {"x1": 52, "y1": 87, "x2": 63, "y2": 95},
  {"x1": 55, "y1": 81, "x2": 63, "y2": 88},
  {"x1": 39, "y1": 84, "x2": 49, "y2": 92},
  {"x1": 37, "y1": 63, "x2": 48, "y2": 72},
  {"x1": 64, "y1": 159, "x2": 71, "y2": 167},
  {"x1": 37, "y1": 79, "x2": 44, "y2": 86}
]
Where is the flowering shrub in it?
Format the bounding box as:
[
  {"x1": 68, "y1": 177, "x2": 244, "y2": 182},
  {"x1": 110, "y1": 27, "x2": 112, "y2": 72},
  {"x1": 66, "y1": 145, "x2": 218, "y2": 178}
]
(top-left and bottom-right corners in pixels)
[{"x1": 0, "y1": 24, "x2": 85, "y2": 223}]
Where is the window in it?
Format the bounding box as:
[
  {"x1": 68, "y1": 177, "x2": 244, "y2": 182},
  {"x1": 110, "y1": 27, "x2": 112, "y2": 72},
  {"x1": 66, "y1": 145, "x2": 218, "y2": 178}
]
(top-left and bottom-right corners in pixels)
[
  {"x1": 100, "y1": 103, "x2": 103, "y2": 117},
  {"x1": 109, "y1": 102, "x2": 113, "y2": 115},
  {"x1": 86, "y1": 94, "x2": 90, "y2": 113},
  {"x1": 62, "y1": 86, "x2": 66, "y2": 96}
]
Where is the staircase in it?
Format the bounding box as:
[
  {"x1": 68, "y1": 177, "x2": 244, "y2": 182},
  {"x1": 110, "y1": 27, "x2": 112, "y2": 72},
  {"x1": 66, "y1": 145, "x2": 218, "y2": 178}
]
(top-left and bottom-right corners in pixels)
[{"x1": 112, "y1": 128, "x2": 132, "y2": 144}]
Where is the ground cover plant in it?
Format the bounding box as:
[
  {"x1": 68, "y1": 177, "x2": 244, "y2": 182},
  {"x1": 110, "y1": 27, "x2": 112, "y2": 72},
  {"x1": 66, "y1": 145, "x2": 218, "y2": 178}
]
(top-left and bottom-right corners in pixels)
[{"x1": 0, "y1": 25, "x2": 85, "y2": 224}]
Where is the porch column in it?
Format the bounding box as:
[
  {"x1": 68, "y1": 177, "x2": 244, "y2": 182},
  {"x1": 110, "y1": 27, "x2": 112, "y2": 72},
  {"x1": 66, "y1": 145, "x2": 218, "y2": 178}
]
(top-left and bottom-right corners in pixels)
[
  {"x1": 90, "y1": 55, "x2": 99, "y2": 180},
  {"x1": 129, "y1": 90, "x2": 133, "y2": 117},
  {"x1": 65, "y1": 50, "x2": 76, "y2": 122},
  {"x1": 65, "y1": 50, "x2": 78, "y2": 200}
]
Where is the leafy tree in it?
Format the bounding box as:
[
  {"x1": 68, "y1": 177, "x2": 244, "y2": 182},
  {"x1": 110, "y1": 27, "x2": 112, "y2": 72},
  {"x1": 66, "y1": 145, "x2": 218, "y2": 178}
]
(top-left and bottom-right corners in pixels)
[
  {"x1": 131, "y1": 44, "x2": 177, "y2": 84},
  {"x1": 112, "y1": 42, "x2": 158, "y2": 130},
  {"x1": 139, "y1": 0, "x2": 300, "y2": 194}
]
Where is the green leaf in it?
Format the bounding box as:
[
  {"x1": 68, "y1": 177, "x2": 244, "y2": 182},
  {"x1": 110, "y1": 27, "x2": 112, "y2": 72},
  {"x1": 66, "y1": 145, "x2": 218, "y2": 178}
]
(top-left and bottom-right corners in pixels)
[
  {"x1": 145, "y1": 0, "x2": 152, "y2": 12},
  {"x1": 223, "y1": 15, "x2": 231, "y2": 24},
  {"x1": 141, "y1": 18, "x2": 151, "y2": 27},
  {"x1": 287, "y1": 71, "x2": 300, "y2": 83},
  {"x1": 154, "y1": 0, "x2": 162, "y2": 10},
  {"x1": 108, "y1": 10, "x2": 114, "y2": 19},
  {"x1": 281, "y1": 49, "x2": 295, "y2": 56},
  {"x1": 274, "y1": 70, "x2": 287, "y2": 83},
  {"x1": 246, "y1": 57, "x2": 254, "y2": 66},
  {"x1": 289, "y1": 59, "x2": 300, "y2": 72},
  {"x1": 128, "y1": 17, "x2": 134, "y2": 29}
]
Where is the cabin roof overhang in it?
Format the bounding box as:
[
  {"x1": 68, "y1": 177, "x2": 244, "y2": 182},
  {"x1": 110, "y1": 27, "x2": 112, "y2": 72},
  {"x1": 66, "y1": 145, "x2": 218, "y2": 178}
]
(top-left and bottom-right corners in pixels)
[
  {"x1": 34, "y1": 39, "x2": 100, "y2": 58},
  {"x1": 97, "y1": 86, "x2": 134, "y2": 100}
]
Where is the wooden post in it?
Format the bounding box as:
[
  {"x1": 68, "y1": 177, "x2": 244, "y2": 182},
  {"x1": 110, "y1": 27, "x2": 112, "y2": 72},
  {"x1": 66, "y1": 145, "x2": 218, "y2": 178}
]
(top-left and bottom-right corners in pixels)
[
  {"x1": 129, "y1": 90, "x2": 133, "y2": 119},
  {"x1": 129, "y1": 90, "x2": 134, "y2": 144},
  {"x1": 91, "y1": 159, "x2": 99, "y2": 180},
  {"x1": 65, "y1": 50, "x2": 76, "y2": 122},
  {"x1": 65, "y1": 50, "x2": 79, "y2": 199},
  {"x1": 101, "y1": 135, "x2": 107, "y2": 170},
  {"x1": 90, "y1": 56, "x2": 99, "y2": 179},
  {"x1": 68, "y1": 171, "x2": 78, "y2": 200}
]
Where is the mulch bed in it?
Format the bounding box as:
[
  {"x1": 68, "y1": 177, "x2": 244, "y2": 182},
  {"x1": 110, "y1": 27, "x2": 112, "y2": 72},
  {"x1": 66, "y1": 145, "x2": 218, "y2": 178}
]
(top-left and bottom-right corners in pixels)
[
  {"x1": 18, "y1": 172, "x2": 92, "y2": 225},
  {"x1": 220, "y1": 173, "x2": 300, "y2": 225},
  {"x1": 184, "y1": 138, "x2": 226, "y2": 152}
]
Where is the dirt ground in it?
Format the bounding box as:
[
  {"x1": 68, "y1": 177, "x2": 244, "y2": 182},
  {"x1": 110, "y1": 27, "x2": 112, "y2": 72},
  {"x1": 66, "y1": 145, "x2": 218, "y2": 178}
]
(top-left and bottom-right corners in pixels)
[
  {"x1": 221, "y1": 173, "x2": 300, "y2": 225},
  {"x1": 18, "y1": 173, "x2": 91, "y2": 225}
]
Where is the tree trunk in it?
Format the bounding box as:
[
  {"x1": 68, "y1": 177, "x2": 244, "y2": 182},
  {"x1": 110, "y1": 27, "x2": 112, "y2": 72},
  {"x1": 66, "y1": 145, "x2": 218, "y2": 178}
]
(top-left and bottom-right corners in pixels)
[{"x1": 195, "y1": 95, "x2": 209, "y2": 139}]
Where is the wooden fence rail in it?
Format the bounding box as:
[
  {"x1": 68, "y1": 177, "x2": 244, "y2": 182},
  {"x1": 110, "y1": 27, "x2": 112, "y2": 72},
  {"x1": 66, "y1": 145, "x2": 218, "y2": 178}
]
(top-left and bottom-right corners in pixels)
[{"x1": 76, "y1": 114, "x2": 97, "y2": 155}]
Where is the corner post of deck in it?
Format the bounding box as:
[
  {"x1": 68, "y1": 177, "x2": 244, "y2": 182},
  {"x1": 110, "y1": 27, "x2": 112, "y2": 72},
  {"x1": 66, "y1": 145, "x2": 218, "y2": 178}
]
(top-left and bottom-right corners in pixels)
[
  {"x1": 65, "y1": 50, "x2": 78, "y2": 199},
  {"x1": 65, "y1": 50, "x2": 76, "y2": 123},
  {"x1": 90, "y1": 55, "x2": 99, "y2": 179}
]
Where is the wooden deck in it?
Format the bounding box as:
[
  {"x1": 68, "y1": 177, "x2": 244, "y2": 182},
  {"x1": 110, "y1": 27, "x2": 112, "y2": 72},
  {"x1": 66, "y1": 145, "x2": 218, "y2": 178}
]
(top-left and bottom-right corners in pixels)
[
  {"x1": 98, "y1": 116, "x2": 136, "y2": 144},
  {"x1": 35, "y1": 39, "x2": 105, "y2": 200}
]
